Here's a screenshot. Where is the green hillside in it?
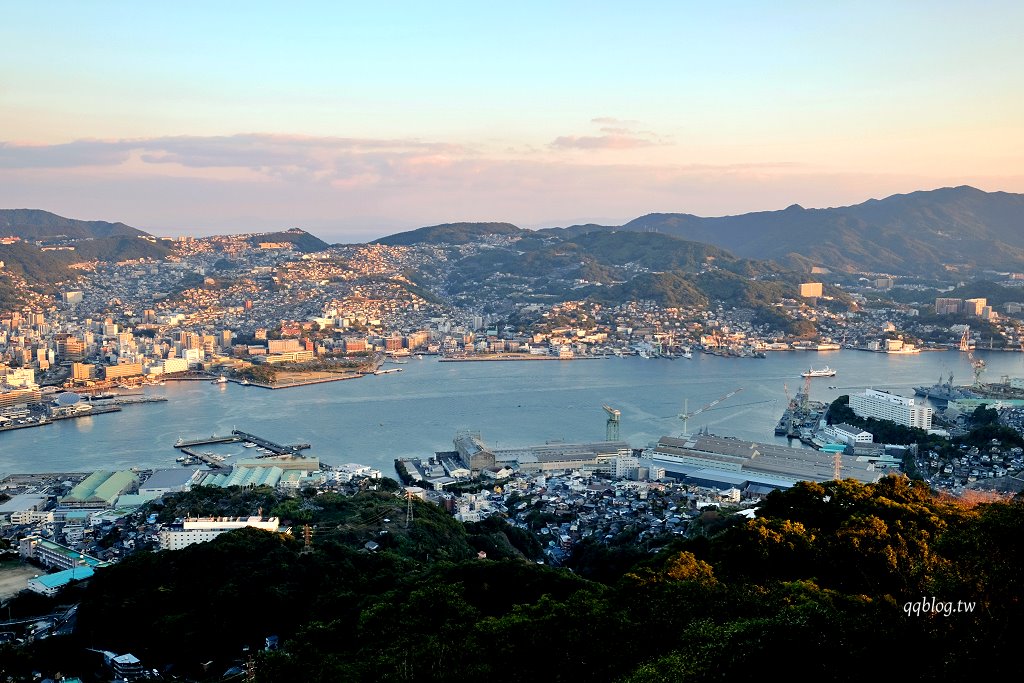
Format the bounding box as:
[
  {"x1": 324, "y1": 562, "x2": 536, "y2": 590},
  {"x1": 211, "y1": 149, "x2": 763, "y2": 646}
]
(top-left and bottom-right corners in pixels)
[
  {"x1": 247, "y1": 228, "x2": 330, "y2": 253},
  {"x1": 0, "y1": 242, "x2": 74, "y2": 283},
  {"x1": 10, "y1": 477, "x2": 1022, "y2": 682},
  {"x1": 375, "y1": 222, "x2": 525, "y2": 246}
]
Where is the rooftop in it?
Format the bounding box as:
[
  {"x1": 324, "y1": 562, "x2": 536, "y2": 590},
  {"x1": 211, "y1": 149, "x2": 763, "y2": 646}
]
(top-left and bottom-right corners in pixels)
[
  {"x1": 140, "y1": 468, "x2": 200, "y2": 491},
  {"x1": 29, "y1": 565, "x2": 95, "y2": 589},
  {"x1": 652, "y1": 434, "x2": 881, "y2": 486}
]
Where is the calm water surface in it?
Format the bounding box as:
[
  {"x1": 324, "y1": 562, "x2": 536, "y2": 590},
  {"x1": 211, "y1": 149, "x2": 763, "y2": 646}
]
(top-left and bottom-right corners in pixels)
[{"x1": 3, "y1": 349, "x2": 1023, "y2": 476}]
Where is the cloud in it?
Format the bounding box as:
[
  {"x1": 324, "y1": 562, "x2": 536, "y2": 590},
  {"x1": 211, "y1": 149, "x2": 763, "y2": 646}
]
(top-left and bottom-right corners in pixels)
[
  {"x1": 591, "y1": 117, "x2": 642, "y2": 127},
  {"x1": 0, "y1": 139, "x2": 133, "y2": 168},
  {"x1": 549, "y1": 134, "x2": 658, "y2": 150},
  {"x1": 550, "y1": 117, "x2": 669, "y2": 151},
  {"x1": 0, "y1": 134, "x2": 465, "y2": 180}
]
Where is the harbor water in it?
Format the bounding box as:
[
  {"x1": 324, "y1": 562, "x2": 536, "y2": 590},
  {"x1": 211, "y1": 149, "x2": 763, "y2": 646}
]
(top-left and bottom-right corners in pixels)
[{"x1": 3, "y1": 349, "x2": 1023, "y2": 476}]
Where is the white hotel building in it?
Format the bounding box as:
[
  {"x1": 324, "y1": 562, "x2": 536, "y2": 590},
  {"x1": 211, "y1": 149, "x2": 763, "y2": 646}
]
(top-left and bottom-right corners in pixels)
[
  {"x1": 849, "y1": 389, "x2": 932, "y2": 430},
  {"x1": 159, "y1": 516, "x2": 281, "y2": 551}
]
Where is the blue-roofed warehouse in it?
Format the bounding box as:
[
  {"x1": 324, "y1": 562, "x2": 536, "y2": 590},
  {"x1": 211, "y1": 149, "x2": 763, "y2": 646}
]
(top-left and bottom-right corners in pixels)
[{"x1": 27, "y1": 566, "x2": 95, "y2": 597}]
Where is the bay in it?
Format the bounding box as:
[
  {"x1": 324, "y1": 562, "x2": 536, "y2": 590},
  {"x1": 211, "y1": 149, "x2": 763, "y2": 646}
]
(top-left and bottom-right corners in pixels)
[{"x1": 3, "y1": 349, "x2": 1023, "y2": 477}]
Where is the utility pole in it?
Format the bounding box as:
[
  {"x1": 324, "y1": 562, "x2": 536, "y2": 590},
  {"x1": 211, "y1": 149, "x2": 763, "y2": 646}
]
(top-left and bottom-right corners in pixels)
[{"x1": 405, "y1": 489, "x2": 415, "y2": 528}]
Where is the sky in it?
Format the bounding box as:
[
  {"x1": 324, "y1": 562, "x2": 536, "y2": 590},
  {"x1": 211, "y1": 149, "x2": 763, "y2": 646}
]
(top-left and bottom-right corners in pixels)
[{"x1": 2, "y1": 1, "x2": 1023, "y2": 242}]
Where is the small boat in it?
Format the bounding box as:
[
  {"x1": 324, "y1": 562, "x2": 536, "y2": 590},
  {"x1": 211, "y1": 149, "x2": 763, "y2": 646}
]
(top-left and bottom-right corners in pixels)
[
  {"x1": 211, "y1": 375, "x2": 228, "y2": 384},
  {"x1": 244, "y1": 442, "x2": 256, "y2": 448},
  {"x1": 239, "y1": 379, "x2": 250, "y2": 386}
]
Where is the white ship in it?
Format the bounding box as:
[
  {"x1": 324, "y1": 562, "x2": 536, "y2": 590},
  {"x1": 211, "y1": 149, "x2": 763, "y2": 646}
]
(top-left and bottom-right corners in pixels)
[{"x1": 801, "y1": 366, "x2": 836, "y2": 378}]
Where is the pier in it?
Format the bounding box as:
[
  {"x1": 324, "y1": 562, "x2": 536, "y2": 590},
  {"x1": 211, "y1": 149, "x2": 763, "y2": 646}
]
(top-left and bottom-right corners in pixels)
[
  {"x1": 171, "y1": 431, "x2": 311, "y2": 465},
  {"x1": 231, "y1": 429, "x2": 311, "y2": 456},
  {"x1": 175, "y1": 446, "x2": 230, "y2": 469},
  {"x1": 174, "y1": 434, "x2": 241, "y2": 448},
  {"x1": 113, "y1": 396, "x2": 168, "y2": 406}
]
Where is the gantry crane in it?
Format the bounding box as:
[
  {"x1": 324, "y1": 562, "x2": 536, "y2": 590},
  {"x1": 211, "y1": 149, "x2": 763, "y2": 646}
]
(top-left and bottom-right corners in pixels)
[
  {"x1": 602, "y1": 404, "x2": 621, "y2": 441},
  {"x1": 679, "y1": 387, "x2": 743, "y2": 436}
]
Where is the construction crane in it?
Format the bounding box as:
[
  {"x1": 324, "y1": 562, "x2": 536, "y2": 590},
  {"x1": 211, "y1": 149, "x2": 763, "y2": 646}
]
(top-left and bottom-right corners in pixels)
[
  {"x1": 967, "y1": 348, "x2": 986, "y2": 387},
  {"x1": 679, "y1": 387, "x2": 743, "y2": 436},
  {"x1": 602, "y1": 404, "x2": 621, "y2": 441}
]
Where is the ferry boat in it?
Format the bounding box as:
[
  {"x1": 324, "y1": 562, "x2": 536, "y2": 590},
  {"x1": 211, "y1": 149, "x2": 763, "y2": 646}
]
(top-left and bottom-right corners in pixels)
[{"x1": 801, "y1": 366, "x2": 837, "y2": 378}]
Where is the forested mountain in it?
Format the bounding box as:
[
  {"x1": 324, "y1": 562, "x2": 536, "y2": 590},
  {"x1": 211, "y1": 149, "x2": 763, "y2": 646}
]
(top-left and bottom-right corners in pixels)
[
  {"x1": 0, "y1": 209, "x2": 149, "y2": 241},
  {"x1": 604, "y1": 186, "x2": 1024, "y2": 275},
  {"x1": 0, "y1": 242, "x2": 74, "y2": 284},
  {"x1": 9, "y1": 478, "x2": 1022, "y2": 682},
  {"x1": 402, "y1": 226, "x2": 847, "y2": 332},
  {"x1": 247, "y1": 228, "x2": 330, "y2": 253}
]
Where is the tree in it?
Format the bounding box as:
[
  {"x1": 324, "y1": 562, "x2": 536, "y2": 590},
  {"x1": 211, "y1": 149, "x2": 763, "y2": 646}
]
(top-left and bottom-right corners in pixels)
[{"x1": 970, "y1": 404, "x2": 999, "y2": 427}]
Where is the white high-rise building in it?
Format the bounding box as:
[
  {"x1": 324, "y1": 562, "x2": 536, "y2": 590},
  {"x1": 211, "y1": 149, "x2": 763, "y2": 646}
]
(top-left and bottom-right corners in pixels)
[{"x1": 850, "y1": 389, "x2": 932, "y2": 429}]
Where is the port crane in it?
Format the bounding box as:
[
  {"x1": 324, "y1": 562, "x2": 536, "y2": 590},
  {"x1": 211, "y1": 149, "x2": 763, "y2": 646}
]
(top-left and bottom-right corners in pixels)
[
  {"x1": 958, "y1": 325, "x2": 986, "y2": 386},
  {"x1": 679, "y1": 387, "x2": 743, "y2": 436},
  {"x1": 967, "y1": 348, "x2": 986, "y2": 387},
  {"x1": 602, "y1": 404, "x2": 621, "y2": 441}
]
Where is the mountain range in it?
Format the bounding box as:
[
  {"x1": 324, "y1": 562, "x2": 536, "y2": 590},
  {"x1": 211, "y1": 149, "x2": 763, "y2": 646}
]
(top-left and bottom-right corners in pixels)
[
  {"x1": 3, "y1": 185, "x2": 1024, "y2": 304},
  {"x1": 379, "y1": 186, "x2": 1024, "y2": 276}
]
